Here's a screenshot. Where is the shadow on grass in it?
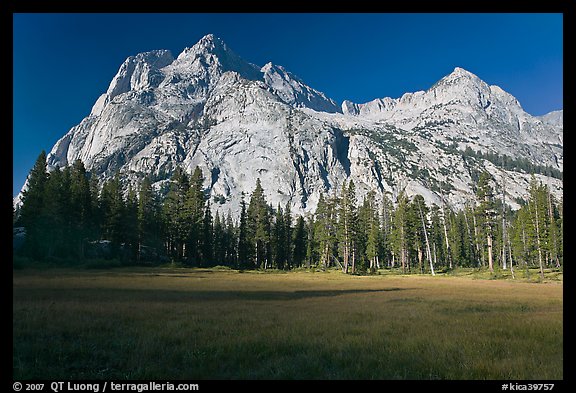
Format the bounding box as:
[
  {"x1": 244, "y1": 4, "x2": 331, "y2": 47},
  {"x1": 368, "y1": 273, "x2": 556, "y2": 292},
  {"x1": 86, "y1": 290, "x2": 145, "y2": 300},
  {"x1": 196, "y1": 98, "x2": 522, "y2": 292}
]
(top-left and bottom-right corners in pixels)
[{"x1": 15, "y1": 287, "x2": 410, "y2": 303}]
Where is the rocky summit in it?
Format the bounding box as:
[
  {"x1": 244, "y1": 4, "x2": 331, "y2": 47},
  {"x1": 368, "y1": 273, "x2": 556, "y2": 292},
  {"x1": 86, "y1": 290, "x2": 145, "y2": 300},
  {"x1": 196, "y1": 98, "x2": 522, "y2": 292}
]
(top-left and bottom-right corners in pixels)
[{"x1": 33, "y1": 34, "x2": 562, "y2": 215}]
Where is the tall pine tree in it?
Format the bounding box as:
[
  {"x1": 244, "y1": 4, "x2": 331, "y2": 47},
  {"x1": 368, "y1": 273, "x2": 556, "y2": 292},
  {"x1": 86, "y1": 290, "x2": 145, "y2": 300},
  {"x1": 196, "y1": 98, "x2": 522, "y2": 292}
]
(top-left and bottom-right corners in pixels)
[{"x1": 247, "y1": 179, "x2": 271, "y2": 269}]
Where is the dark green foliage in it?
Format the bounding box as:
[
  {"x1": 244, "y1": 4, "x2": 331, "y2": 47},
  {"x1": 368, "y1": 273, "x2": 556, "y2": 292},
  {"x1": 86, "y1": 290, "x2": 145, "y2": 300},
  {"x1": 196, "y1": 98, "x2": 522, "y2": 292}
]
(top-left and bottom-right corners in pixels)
[
  {"x1": 247, "y1": 179, "x2": 272, "y2": 268},
  {"x1": 458, "y1": 147, "x2": 562, "y2": 180},
  {"x1": 124, "y1": 186, "x2": 139, "y2": 262},
  {"x1": 100, "y1": 173, "x2": 126, "y2": 258},
  {"x1": 162, "y1": 167, "x2": 190, "y2": 262},
  {"x1": 237, "y1": 194, "x2": 250, "y2": 269},
  {"x1": 337, "y1": 180, "x2": 359, "y2": 273},
  {"x1": 15, "y1": 152, "x2": 563, "y2": 272},
  {"x1": 18, "y1": 151, "x2": 49, "y2": 259},
  {"x1": 212, "y1": 211, "x2": 225, "y2": 265},
  {"x1": 293, "y1": 215, "x2": 307, "y2": 268},
  {"x1": 137, "y1": 176, "x2": 163, "y2": 262},
  {"x1": 475, "y1": 171, "x2": 497, "y2": 272},
  {"x1": 314, "y1": 193, "x2": 338, "y2": 269},
  {"x1": 184, "y1": 166, "x2": 206, "y2": 265}
]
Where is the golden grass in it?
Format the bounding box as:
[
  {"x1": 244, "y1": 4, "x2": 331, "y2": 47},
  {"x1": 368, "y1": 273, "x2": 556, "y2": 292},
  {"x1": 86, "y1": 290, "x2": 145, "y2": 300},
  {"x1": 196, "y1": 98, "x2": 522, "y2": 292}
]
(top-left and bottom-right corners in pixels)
[{"x1": 13, "y1": 267, "x2": 563, "y2": 379}]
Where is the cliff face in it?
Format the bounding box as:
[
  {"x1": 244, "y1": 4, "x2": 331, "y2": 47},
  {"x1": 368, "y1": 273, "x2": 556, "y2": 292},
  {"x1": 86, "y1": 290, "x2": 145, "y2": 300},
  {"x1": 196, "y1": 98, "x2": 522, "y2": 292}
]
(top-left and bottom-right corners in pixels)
[{"x1": 36, "y1": 34, "x2": 562, "y2": 215}]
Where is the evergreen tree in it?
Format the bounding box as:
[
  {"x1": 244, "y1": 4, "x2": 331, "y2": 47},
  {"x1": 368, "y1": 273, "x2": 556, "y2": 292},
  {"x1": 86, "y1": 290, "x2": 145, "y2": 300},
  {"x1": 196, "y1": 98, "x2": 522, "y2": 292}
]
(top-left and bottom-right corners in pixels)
[
  {"x1": 337, "y1": 180, "x2": 359, "y2": 273},
  {"x1": 224, "y1": 210, "x2": 238, "y2": 267},
  {"x1": 293, "y1": 215, "x2": 307, "y2": 268},
  {"x1": 526, "y1": 177, "x2": 551, "y2": 279},
  {"x1": 272, "y1": 204, "x2": 286, "y2": 269},
  {"x1": 237, "y1": 193, "x2": 250, "y2": 268},
  {"x1": 68, "y1": 160, "x2": 94, "y2": 259},
  {"x1": 361, "y1": 191, "x2": 380, "y2": 273},
  {"x1": 305, "y1": 217, "x2": 317, "y2": 268},
  {"x1": 510, "y1": 202, "x2": 534, "y2": 274},
  {"x1": 184, "y1": 166, "x2": 206, "y2": 265},
  {"x1": 412, "y1": 194, "x2": 434, "y2": 274},
  {"x1": 201, "y1": 200, "x2": 213, "y2": 266},
  {"x1": 429, "y1": 205, "x2": 446, "y2": 270},
  {"x1": 137, "y1": 176, "x2": 162, "y2": 262},
  {"x1": 19, "y1": 151, "x2": 48, "y2": 226},
  {"x1": 462, "y1": 203, "x2": 479, "y2": 267},
  {"x1": 247, "y1": 179, "x2": 271, "y2": 269},
  {"x1": 391, "y1": 191, "x2": 411, "y2": 274},
  {"x1": 548, "y1": 191, "x2": 562, "y2": 268},
  {"x1": 284, "y1": 202, "x2": 293, "y2": 269},
  {"x1": 15, "y1": 150, "x2": 563, "y2": 274},
  {"x1": 380, "y1": 192, "x2": 394, "y2": 267},
  {"x1": 409, "y1": 195, "x2": 427, "y2": 273},
  {"x1": 124, "y1": 186, "x2": 139, "y2": 262},
  {"x1": 89, "y1": 174, "x2": 103, "y2": 240},
  {"x1": 213, "y1": 211, "x2": 225, "y2": 265},
  {"x1": 475, "y1": 171, "x2": 497, "y2": 272},
  {"x1": 100, "y1": 173, "x2": 125, "y2": 258},
  {"x1": 42, "y1": 167, "x2": 70, "y2": 258},
  {"x1": 18, "y1": 151, "x2": 49, "y2": 259},
  {"x1": 448, "y1": 210, "x2": 468, "y2": 268},
  {"x1": 162, "y1": 167, "x2": 190, "y2": 262},
  {"x1": 314, "y1": 193, "x2": 337, "y2": 269}
]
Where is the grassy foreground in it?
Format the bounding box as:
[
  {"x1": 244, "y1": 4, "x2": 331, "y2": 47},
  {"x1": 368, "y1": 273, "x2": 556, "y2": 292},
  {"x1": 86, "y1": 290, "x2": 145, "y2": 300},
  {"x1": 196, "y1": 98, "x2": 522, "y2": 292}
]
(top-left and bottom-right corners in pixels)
[{"x1": 13, "y1": 267, "x2": 563, "y2": 380}]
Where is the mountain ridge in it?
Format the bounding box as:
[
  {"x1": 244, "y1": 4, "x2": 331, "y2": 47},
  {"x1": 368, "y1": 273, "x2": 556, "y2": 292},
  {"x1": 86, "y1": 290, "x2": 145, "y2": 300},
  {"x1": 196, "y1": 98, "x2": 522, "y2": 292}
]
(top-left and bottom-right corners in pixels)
[{"x1": 16, "y1": 34, "x2": 562, "y2": 216}]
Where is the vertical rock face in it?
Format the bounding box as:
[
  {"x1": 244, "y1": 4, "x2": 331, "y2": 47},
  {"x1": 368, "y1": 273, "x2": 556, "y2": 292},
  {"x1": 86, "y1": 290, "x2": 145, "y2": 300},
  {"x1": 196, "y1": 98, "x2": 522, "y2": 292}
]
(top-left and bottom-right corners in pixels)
[{"x1": 33, "y1": 34, "x2": 561, "y2": 216}]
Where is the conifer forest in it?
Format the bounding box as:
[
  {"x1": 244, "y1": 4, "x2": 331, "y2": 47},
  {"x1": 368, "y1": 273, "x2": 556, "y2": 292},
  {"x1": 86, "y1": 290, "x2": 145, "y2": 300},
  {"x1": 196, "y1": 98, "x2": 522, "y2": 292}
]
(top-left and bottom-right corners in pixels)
[{"x1": 14, "y1": 150, "x2": 563, "y2": 279}]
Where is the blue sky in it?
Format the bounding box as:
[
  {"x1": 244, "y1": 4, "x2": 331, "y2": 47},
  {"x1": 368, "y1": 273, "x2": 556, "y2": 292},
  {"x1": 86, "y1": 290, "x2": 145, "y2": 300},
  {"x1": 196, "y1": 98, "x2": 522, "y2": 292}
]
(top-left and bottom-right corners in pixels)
[{"x1": 13, "y1": 13, "x2": 563, "y2": 197}]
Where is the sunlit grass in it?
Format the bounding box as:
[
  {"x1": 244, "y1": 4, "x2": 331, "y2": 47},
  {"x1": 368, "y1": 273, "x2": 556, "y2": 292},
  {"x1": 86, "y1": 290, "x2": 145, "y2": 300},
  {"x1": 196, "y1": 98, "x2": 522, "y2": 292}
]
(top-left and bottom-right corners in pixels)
[{"x1": 13, "y1": 267, "x2": 563, "y2": 379}]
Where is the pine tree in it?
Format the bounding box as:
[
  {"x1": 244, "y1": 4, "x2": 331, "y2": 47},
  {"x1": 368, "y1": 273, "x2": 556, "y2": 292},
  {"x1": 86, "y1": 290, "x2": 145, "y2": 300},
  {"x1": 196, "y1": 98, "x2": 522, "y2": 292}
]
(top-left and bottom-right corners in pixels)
[
  {"x1": 162, "y1": 167, "x2": 190, "y2": 262},
  {"x1": 314, "y1": 193, "x2": 337, "y2": 269},
  {"x1": 184, "y1": 166, "x2": 206, "y2": 265},
  {"x1": 201, "y1": 200, "x2": 213, "y2": 266},
  {"x1": 284, "y1": 202, "x2": 293, "y2": 269},
  {"x1": 68, "y1": 160, "x2": 93, "y2": 259},
  {"x1": 224, "y1": 209, "x2": 237, "y2": 267},
  {"x1": 247, "y1": 179, "x2": 271, "y2": 269},
  {"x1": 19, "y1": 151, "x2": 48, "y2": 227},
  {"x1": 380, "y1": 192, "x2": 394, "y2": 267},
  {"x1": 527, "y1": 177, "x2": 550, "y2": 279},
  {"x1": 305, "y1": 217, "x2": 317, "y2": 268},
  {"x1": 440, "y1": 200, "x2": 453, "y2": 270},
  {"x1": 237, "y1": 193, "x2": 250, "y2": 269},
  {"x1": 213, "y1": 211, "x2": 225, "y2": 265},
  {"x1": 413, "y1": 195, "x2": 434, "y2": 275},
  {"x1": 462, "y1": 202, "x2": 479, "y2": 268},
  {"x1": 100, "y1": 173, "x2": 125, "y2": 258},
  {"x1": 429, "y1": 205, "x2": 445, "y2": 270},
  {"x1": 545, "y1": 184, "x2": 561, "y2": 268},
  {"x1": 137, "y1": 176, "x2": 162, "y2": 262},
  {"x1": 89, "y1": 174, "x2": 102, "y2": 240},
  {"x1": 125, "y1": 186, "x2": 139, "y2": 262},
  {"x1": 293, "y1": 215, "x2": 307, "y2": 268},
  {"x1": 362, "y1": 191, "x2": 380, "y2": 273},
  {"x1": 409, "y1": 195, "x2": 427, "y2": 273},
  {"x1": 337, "y1": 180, "x2": 359, "y2": 273},
  {"x1": 272, "y1": 204, "x2": 286, "y2": 269},
  {"x1": 510, "y1": 202, "x2": 533, "y2": 275},
  {"x1": 475, "y1": 171, "x2": 497, "y2": 273},
  {"x1": 18, "y1": 151, "x2": 49, "y2": 259},
  {"x1": 42, "y1": 167, "x2": 69, "y2": 259},
  {"x1": 448, "y1": 210, "x2": 468, "y2": 268},
  {"x1": 391, "y1": 191, "x2": 411, "y2": 274}
]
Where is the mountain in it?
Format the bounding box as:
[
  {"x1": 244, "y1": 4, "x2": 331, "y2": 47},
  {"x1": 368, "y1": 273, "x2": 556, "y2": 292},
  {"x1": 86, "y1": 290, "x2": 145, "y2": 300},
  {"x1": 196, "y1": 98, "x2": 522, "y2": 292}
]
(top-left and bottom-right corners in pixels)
[{"x1": 20, "y1": 34, "x2": 562, "y2": 215}]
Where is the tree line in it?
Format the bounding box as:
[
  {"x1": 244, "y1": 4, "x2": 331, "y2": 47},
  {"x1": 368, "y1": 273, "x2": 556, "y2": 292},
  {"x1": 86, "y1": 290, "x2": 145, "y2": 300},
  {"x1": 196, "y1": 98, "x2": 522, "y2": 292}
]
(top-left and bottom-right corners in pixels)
[
  {"x1": 460, "y1": 146, "x2": 563, "y2": 180},
  {"x1": 14, "y1": 151, "x2": 563, "y2": 277}
]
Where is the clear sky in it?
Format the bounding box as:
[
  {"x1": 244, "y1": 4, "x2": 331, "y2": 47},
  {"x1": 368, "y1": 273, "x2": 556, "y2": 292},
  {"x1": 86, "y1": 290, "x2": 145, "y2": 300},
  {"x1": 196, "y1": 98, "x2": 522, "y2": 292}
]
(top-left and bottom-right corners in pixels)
[{"x1": 12, "y1": 13, "x2": 563, "y2": 197}]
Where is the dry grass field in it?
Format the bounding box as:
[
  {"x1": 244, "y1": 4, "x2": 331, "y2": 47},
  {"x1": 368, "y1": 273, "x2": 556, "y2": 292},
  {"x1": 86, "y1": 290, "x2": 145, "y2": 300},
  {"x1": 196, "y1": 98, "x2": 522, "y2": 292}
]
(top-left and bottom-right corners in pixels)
[{"x1": 12, "y1": 267, "x2": 563, "y2": 380}]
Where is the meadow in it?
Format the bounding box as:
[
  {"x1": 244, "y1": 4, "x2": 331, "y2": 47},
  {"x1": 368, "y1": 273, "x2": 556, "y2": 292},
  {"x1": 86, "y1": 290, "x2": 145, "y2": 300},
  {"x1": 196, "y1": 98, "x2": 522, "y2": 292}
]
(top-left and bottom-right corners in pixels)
[{"x1": 12, "y1": 267, "x2": 563, "y2": 380}]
